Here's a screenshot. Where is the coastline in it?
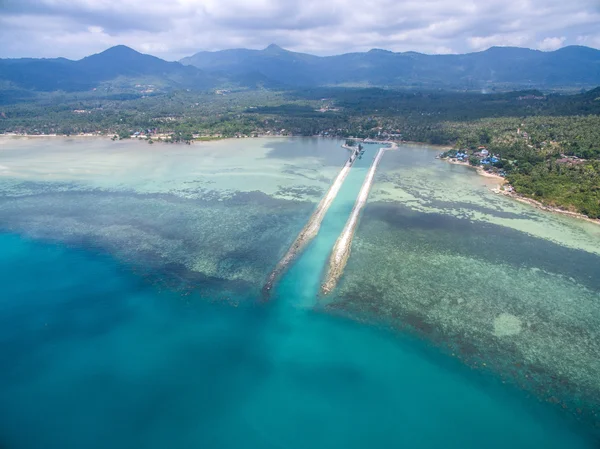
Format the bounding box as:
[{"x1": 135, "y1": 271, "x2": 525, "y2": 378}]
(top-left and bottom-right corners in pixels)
[
  {"x1": 0, "y1": 133, "x2": 329, "y2": 143},
  {"x1": 493, "y1": 189, "x2": 600, "y2": 226},
  {"x1": 442, "y1": 157, "x2": 600, "y2": 226},
  {"x1": 444, "y1": 158, "x2": 507, "y2": 183},
  {"x1": 401, "y1": 141, "x2": 453, "y2": 150},
  {"x1": 3, "y1": 132, "x2": 596, "y2": 226},
  {"x1": 0, "y1": 133, "x2": 108, "y2": 139}
]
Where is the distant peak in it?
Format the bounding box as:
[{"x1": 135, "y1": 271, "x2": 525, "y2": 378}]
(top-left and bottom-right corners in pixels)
[
  {"x1": 104, "y1": 45, "x2": 139, "y2": 54},
  {"x1": 264, "y1": 44, "x2": 285, "y2": 52},
  {"x1": 78, "y1": 45, "x2": 150, "y2": 63},
  {"x1": 554, "y1": 45, "x2": 600, "y2": 54},
  {"x1": 368, "y1": 48, "x2": 393, "y2": 54},
  {"x1": 92, "y1": 45, "x2": 144, "y2": 59},
  {"x1": 484, "y1": 46, "x2": 538, "y2": 53}
]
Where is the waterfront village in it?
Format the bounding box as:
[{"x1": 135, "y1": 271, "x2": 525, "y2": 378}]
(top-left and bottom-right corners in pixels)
[{"x1": 439, "y1": 146, "x2": 508, "y2": 178}]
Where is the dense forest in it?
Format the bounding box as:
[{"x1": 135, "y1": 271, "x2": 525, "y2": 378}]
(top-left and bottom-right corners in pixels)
[{"x1": 1, "y1": 87, "x2": 599, "y2": 218}]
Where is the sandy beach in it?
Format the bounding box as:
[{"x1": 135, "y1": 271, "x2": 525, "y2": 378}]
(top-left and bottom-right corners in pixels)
[
  {"x1": 441, "y1": 157, "x2": 600, "y2": 225},
  {"x1": 400, "y1": 141, "x2": 453, "y2": 150},
  {"x1": 493, "y1": 189, "x2": 600, "y2": 226},
  {"x1": 444, "y1": 158, "x2": 506, "y2": 183}
]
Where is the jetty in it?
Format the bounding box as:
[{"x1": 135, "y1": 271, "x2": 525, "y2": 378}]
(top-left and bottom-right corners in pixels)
[
  {"x1": 262, "y1": 145, "x2": 362, "y2": 298},
  {"x1": 321, "y1": 144, "x2": 390, "y2": 294}
]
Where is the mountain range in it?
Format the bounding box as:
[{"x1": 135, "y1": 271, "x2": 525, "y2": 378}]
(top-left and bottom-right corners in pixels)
[
  {"x1": 0, "y1": 45, "x2": 218, "y2": 93},
  {"x1": 1, "y1": 44, "x2": 599, "y2": 94},
  {"x1": 181, "y1": 44, "x2": 600, "y2": 90}
]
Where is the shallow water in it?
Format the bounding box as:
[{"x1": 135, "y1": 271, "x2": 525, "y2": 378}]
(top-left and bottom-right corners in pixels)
[
  {"x1": 0, "y1": 137, "x2": 346, "y2": 298},
  {"x1": 336, "y1": 144, "x2": 600, "y2": 429},
  {"x1": 1, "y1": 138, "x2": 599, "y2": 448},
  {"x1": 275, "y1": 145, "x2": 377, "y2": 307},
  {"x1": 0, "y1": 136, "x2": 344, "y2": 200},
  {"x1": 369, "y1": 145, "x2": 600, "y2": 255}
]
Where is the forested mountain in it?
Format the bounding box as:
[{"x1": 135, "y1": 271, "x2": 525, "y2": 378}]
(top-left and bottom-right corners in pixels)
[
  {"x1": 0, "y1": 46, "x2": 219, "y2": 92},
  {"x1": 1, "y1": 44, "x2": 599, "y2": 94},
  {"x1": 181, "y1": 44, "x2": 600, "y2": 90}
]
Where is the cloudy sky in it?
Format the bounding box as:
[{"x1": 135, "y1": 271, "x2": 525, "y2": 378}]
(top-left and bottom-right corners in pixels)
[{"x1": 1, "y1": 0, "x2": 599, "y2": 60}]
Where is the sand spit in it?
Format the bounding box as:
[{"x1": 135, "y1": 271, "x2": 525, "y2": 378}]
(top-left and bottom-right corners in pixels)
[
  {"x1": 262, "y1": 147, "x2": 360, "y2": 298},
  {"x1": 321, "y1": 147, "x2": 387, "y2": 295}
]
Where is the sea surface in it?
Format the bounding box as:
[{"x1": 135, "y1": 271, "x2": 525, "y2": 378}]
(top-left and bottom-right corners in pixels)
[
  {"x1": 0, "y1": 137, "x2": 598, "y2": 448},
  {"x1": 335, "y1": 144, "x2": 600, "y2": 431}
]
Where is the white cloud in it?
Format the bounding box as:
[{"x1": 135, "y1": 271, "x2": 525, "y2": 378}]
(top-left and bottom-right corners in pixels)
[
  {"x1": 0, "y1": 0, "x2": 599, "y2": 59},
  {"x1": 577, "y1": 34, "x2": 600, "y2": 48},
  {"x1": 537, "y1": 36, "x2": 566, "y2": 51}
]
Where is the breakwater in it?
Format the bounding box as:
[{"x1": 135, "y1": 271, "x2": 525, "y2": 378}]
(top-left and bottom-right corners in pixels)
[
  {"x1": 321, "y1": 147, "x2": 386, "y2": 294},
  {"x1": 262, "y1": 146, "x2": 361, "y2": 297}
]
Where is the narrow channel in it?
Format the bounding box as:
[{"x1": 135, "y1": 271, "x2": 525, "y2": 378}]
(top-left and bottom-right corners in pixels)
[
  {"x1": 322, "y1": 146, "x2": 386, "y2": 294},
  {"x1": 263, "y1": 145, "x2": 362, "y2": 297},
  {"x1": 273, "y1": 144, "x2": 377, "y2": 306}
]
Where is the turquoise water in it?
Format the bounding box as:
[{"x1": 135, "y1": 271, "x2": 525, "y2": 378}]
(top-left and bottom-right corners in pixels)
[
  {"x1": 0, "y1": 146, "x2": 597, "y2": 448},
  {"x1": 275, "y1": 146, "x2": 376, "y2": 307},
  {"x1": 0, "y1": 138, "x2": 348, "y2": 300},
  {"x1": 336, "y1": 145, "x2": 600, "y2": 425}
]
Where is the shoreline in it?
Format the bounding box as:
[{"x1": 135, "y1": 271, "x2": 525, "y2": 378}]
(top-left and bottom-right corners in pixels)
[
  {"x1": 442, "y1": 158, "x2": 600, "y2": 226},
  {"x1": 3, "y1": 133, "x2": 596, "y2": 225},
  {"x1": 445, "y1": 158, "x2": 507, "y2": 183},
  {"x1": 0, "y1": 133, "x2": 338, "y2": 144},
  {"x1": 0, "y1": 133, "x2": 108, "y2": 138},
  {"x1": 493, "y1": 189, "x2": 600, "y2": 226},
  {"x1": 400, "y1": 140, "x2": 453, "y2": 150}
]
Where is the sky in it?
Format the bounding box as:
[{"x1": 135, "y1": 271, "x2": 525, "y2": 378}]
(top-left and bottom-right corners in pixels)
[{"x1": 1, "y1": 0, "x2": 600, "y2": 60}]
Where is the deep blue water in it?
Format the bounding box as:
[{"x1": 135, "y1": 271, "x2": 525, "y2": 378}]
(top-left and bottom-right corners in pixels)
[
  {"x1": 1, "y1": 233, "x2": 596, "y2": 448},
  {"x1": 0, "y1": 148, "x2": 597, "y2": 448}
]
